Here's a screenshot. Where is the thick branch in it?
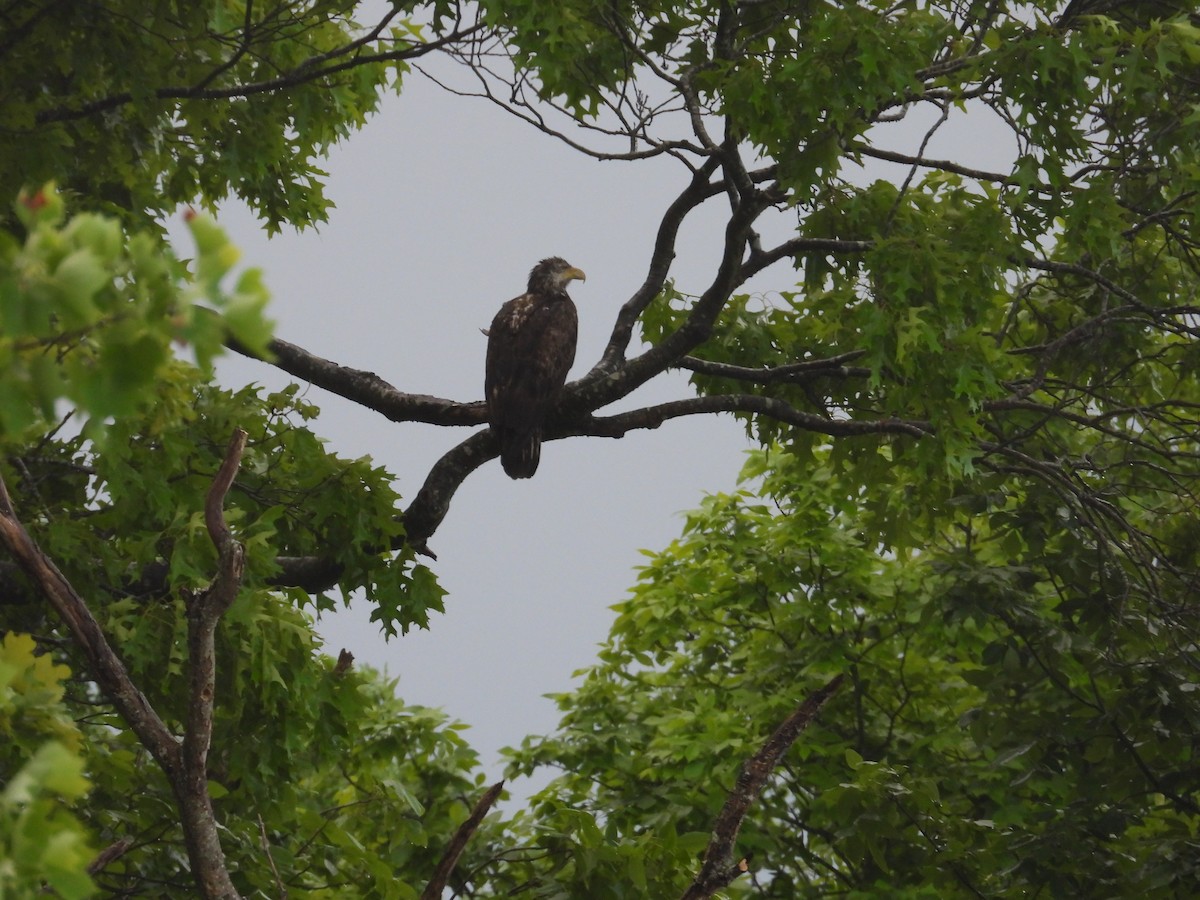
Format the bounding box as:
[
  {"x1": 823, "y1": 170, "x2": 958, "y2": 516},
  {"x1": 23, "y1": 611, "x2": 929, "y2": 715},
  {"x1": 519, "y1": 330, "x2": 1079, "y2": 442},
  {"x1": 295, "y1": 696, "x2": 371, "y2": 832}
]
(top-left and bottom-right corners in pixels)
[
  {"x1": 228, "y1": 337, "x2": 485, "y2": 426},
  {"x1": 421, "y1": 781, "x2": 505, "y2": 900},
  {"x1": 402, "y1": 430, "x2": 499, "y2": 551},
  {"x1": 680, "y1": 675, "x2": 845, "y2": 900},
  {"x1": 401, "y1": 392, "x2": 931, "y2": 554}
]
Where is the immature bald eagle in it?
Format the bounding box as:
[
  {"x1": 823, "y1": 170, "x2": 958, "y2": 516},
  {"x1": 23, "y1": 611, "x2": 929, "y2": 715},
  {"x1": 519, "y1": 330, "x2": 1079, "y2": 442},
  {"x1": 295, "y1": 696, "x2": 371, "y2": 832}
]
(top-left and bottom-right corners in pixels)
[{"x1": 485, "y1": 257, "x2": 586, "y2": 479}]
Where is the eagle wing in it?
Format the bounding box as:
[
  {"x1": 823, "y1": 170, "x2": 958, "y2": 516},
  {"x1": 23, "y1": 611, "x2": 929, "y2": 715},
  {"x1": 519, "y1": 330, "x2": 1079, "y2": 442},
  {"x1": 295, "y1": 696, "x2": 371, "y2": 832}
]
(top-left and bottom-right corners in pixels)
[{"x1": 485, "y1": 292, "x2": 578, "y2": 477}]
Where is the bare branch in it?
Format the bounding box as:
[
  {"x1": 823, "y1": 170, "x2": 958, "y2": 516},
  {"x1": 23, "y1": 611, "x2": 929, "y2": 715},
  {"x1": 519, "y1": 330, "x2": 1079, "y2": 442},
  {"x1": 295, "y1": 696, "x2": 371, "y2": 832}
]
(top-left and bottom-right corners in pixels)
[
  {"x1": 852, "y1": 143, "x2": 1016, "y2": 186},
  {"x1": 181, "y1": 429, "x2": 249, "y2": 900},
  {"x1": 403, "y1": 430, "x2": 499, "y2": 552},
  {"x1": 584, "y1": 156, "x2": 725, "y2": 376},
  {"x1": 422, "y1": 781, "x2": 505, "y2": 900},
  {"x1": 228, "y1": 336, "x2": 485, "y2": 426},
  {"x1": 680, "y1": 675, "x2": 845, "y2": 900},
  {"x1": 416, "y1": 59, "x2": 700, "y2": 164},
  {"x1": 575, "y1": 395, "x2": 931, "y2": 441},
  {"x1": 576, "y1": 181, "x2": 769, "y2": 411}
]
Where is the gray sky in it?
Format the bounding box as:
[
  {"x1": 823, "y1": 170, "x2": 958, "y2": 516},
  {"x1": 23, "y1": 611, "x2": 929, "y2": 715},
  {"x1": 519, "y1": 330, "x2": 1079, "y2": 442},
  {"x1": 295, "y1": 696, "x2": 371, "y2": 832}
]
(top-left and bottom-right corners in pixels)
[{"x1": 178, "y1": 47, "x2": 1017, "y2": 795}]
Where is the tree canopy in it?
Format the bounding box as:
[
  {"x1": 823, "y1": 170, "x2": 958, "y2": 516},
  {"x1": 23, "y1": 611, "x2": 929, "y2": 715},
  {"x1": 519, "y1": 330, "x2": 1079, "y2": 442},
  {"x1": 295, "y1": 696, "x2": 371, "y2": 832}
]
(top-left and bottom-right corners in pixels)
[{"x1": 1, "y1": 1, "x2": 1198, "y2": 897}]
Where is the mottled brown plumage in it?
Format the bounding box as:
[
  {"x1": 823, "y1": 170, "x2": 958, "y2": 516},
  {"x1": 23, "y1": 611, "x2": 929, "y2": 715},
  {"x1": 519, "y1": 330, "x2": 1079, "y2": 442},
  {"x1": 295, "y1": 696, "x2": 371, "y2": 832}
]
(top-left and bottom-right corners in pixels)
[{"x1": 485, "y1": 257, "x2": 586, "y2": 478}]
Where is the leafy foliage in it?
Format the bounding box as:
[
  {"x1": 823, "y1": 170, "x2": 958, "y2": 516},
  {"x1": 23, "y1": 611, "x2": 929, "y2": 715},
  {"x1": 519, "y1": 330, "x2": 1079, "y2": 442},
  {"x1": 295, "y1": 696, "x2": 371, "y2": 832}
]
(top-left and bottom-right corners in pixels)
[
  {"x1": 0, "y1": 1, "x2": 432, "y2": 231},
  {"x1": 0, "y1": 187, "x2": 271, "y2": 439},
  {"x1": 502, "y1": 445, "x2": 1200, "y2": 896},
  {"x1": 0, "y1": 633, "x2": 95, "y2": 900}
]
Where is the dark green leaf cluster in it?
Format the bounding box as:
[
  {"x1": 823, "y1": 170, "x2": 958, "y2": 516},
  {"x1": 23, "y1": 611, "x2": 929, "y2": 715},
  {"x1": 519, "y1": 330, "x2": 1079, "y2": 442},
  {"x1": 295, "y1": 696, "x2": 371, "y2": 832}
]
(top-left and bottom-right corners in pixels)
[
  {"x1": 0, "y1": 1, "x2": 425, "y2": 231},
  {"x1": 6, "y1": 364, "x2": 438, "y2": 636}
]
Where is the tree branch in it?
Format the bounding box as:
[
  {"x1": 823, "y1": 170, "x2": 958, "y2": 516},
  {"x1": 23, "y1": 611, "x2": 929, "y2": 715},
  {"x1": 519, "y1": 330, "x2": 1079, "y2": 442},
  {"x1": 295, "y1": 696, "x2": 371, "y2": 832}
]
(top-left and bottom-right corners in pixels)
[
  {"x1": 680, "y1": 675, "x2": 845, "y2": 900},
  {"x1": 574, "y1": 395, "x2": 931, "y2": 440},
  {"x1": 575, "y1": 183, "x2": 768, "y2": 411},
  {"x1": 421, "y1": 781, "x2": 505, "y2": 900},
  {"x1": 740, "y1": 235, "x2": 874, "y2": 283},
  {"x1": 34, "y1": 23, "x2": 487, "y2": 126},
  {"x1": 851, "y1": 142, "x2": 1016, "y2": 186},
  {"x1": 402, "y1": 429, "x2": 499, "y2": 552},
  {"x1": 0, "y1": 445, "x2": 245, "y2": 896},
  {"x1": 586, "y1": 156, "x2": 725, "y2": 376},
  {"x1": 181, "y1": 428, "x2": 249, "y2": 900},
  {"x1": 0, "y1": 475, "x2": 180, "y2": 774},
  {"x1": 674, "y1": 351, "x2": 871, "y2": 385},
  {"x1": 228, "y1": 337, "x2": 485, "y2": 426}
]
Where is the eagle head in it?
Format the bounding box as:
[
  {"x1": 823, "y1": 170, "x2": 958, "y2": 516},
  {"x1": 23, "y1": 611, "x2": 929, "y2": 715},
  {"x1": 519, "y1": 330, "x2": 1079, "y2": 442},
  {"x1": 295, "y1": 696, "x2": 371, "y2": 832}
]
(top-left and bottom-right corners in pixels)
[{"x1": 528, "y1": 257, "x2": 586, "y2": 295}]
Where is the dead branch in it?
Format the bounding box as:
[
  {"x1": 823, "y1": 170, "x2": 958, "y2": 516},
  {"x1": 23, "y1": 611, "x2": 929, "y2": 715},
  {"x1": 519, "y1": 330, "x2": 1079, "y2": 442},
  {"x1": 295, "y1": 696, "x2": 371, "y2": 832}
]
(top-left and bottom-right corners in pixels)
[
  {"x1": 422, "y1": 781, "x2": 505, "y2": 900},
  {"x1": 680, "y1": 675, "x2": 845, "y2": 900},
  {"x1": 181, "y1": 429, "x2": 250, "y2": 899}
]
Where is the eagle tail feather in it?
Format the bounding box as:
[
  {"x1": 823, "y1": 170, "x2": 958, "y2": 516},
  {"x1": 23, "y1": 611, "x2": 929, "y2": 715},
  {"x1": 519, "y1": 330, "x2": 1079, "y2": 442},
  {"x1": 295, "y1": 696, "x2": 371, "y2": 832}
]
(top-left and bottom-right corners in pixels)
[{"x1": 500, "y1": 429, "x2": 540, "y2": 479}]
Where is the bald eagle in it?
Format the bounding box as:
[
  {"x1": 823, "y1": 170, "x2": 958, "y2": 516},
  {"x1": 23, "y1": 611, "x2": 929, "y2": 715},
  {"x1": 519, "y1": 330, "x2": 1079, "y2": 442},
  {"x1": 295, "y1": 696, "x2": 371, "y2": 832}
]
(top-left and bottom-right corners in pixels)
[{"x1": 485, "y1": 257, "x2": 586, "y2": 479}]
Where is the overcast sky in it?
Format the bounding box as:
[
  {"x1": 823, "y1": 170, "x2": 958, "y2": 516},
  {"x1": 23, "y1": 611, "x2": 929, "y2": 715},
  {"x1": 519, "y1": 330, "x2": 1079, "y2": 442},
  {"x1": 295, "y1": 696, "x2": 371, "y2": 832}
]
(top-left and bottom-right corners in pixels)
[{"x1": 175, "y1": 44, "x2": 1016, "y2": 797}]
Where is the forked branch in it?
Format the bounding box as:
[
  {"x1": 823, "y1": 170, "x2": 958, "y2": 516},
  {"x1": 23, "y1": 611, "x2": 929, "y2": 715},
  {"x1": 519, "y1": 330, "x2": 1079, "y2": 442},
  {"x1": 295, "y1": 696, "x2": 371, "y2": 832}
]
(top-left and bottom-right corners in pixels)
[{"x1": 181, "y1": 428, "x2": 250, "y2": 899}]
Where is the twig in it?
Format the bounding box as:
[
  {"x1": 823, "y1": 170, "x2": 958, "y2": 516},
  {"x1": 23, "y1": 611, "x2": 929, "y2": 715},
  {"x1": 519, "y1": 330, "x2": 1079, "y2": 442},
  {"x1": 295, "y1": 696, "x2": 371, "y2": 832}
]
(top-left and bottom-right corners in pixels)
[
  {"x1": 422, "y1": 781, "x2": 505, "y2": 900},
  {"x1": 258, "y1": 813, "x2": 288, "y2": 899}
]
